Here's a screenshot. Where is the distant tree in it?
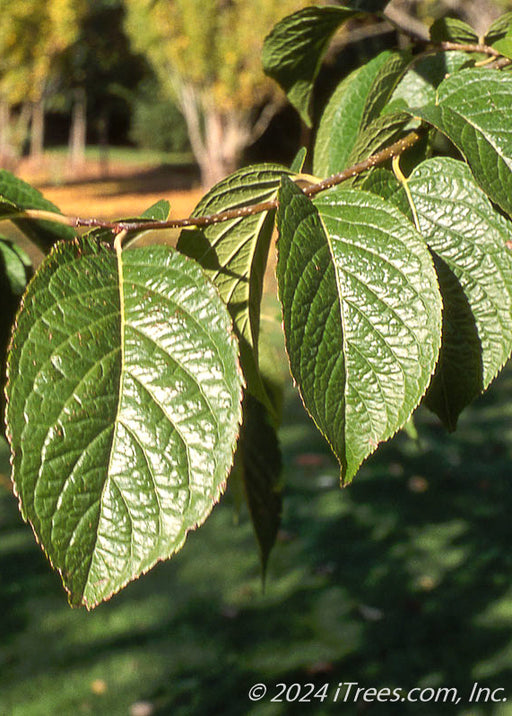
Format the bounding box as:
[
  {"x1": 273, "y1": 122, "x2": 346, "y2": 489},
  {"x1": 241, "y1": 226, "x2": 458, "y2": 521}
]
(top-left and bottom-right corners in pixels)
[
  {"x1": 124, "y1": 0, "x2": 315, "y2": 187},
  {"x1": 0, "y1": 0, "x2": 86, "y2": 161},
  {"x1": 59, "y1": 0, "x2": 148, "y2": 168}
]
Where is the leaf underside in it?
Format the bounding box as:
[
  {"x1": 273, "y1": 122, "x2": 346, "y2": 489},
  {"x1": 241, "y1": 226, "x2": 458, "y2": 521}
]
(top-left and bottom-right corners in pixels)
[
  {"x1": 177, "y1": 164, "x2": 290, "y2": 411},
  {"x1": 6, "y1": 237, "x2": 243, "y2": 608}
]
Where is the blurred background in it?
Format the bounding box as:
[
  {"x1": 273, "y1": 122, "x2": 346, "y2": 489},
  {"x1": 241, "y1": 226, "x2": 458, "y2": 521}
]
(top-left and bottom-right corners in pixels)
[{"x1": 2, "y1": 1, "x2": 512, "y2": 714}]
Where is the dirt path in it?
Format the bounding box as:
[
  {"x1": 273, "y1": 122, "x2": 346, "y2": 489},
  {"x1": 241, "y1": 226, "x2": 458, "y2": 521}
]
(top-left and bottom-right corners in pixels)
[{"x1": 17, "y1": 159, "x2": 203, "y2": 221}]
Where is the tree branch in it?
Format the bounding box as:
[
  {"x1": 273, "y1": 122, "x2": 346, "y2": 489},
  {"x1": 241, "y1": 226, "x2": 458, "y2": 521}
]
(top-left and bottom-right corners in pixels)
[{"x1": 10, "y1": 130, "x2": 422, "y2": 237}]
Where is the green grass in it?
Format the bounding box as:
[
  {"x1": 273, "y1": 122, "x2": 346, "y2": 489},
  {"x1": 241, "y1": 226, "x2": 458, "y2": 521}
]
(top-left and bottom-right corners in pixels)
[
  {"x1": 2, "y1": 347, "x2": 512, "y2": 715},
  {"x1": 44, "y1": 145, "x2": 195, "y2": 167}
]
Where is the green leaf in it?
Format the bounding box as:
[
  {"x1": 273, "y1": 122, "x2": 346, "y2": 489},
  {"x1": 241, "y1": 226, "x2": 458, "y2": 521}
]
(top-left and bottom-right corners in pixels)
[
  {"x1": 262, "y1": 6, "x2": 357, "y2": 126},
  {"x1": 344, "y1": 111, "x2": 411, "y2": 181},
  {"x1": 314, "y1": 51, "x2": 409, "y2": 176},
  {"x1": 0, "y1": 238, "x2": 32, "y2": 296},
  {"x1": 386, "y1": 52, "x2": 470, "y2": 112},
  {"x1": 397, "y1": 158, "x2": 512, "y2": 429},
  {"x1": 5, "y1": 236, "x2": 243, "y2": 608},
  {"x1": 276, "y1": 178, "x2": 442, "y2": 484},
  {"x1": 290, "y1": 147, "x2": 307, "y2": 173},
  {"x1": 429, "y1": 17, "x2": 478, "y2": 44},
  {"x1": 177, "y1": 164, "x2": 289, "y2": 413},
  {"x1": 361, "y1": 167, "x2": 405, "y2": 205},
  {"x1": 140, "y1": 199, "x2": 170, "y2": 220},
  {"x1": 0, "y1": 239, "x2": 32, "y2": 433},
  {"x1": 0, "y1": 170, "x2": 76, "y2": 251},
  {"x1": 493, "y1": 28, "x2": 512, "y2": 60},
  {"x1": 121, "y1": 200, "x2": 172, "y2": 249},
  {"x1": 410, "y1": 69, "x2": 512, "y2": 217},
  {"x1": 485, "y1": 11, "x2": 512, "y2": 45},
  {"x1": 235, "y1": 392, "x2": 282, "y2": 576}
]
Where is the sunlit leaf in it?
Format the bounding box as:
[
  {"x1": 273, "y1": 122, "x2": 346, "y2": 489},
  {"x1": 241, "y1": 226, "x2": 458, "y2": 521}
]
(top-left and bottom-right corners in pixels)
[
  {"x1": 411, "y1": 69, "x2": 512, "y2": 217},
  {"x1": 276, "y1": 178, "x2": 442, "y2": 483},
  {"x1": 6, "y1": 236, "x2": 243, "y2": 608},
  {"x1": 0, "y1": 170, "x2": 76, "y2": 251},
  {"x1": 262, "y1": 6, "x2": 357, "y2": 125},
  {"x1": 314, "y1": 51, "x2": 409, "y2": 176}
]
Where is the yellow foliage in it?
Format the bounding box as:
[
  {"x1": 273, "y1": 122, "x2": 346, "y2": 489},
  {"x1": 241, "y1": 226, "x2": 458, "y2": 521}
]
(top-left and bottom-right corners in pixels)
[
  {"x1": 124, "y1": 0, "x2": 317, "y2": 111},
  {"x1": 0, "y1": 0, "x2": 86, "y2": 103}
]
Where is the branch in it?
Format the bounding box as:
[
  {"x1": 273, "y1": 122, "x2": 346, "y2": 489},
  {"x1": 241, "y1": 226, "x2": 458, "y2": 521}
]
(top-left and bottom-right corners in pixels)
[
  {"x1": 384, "y1": 4, "x2": 430, "y2": 43},
  {"x1": 436, "y1": 40, "x2": 501, "y2": 57},
  {"x1": 384, "y1": 3, "x2": 503, "y2": 59},
  {"x1": 12, "y1": 131, "x2": 422, "y2": 236}
]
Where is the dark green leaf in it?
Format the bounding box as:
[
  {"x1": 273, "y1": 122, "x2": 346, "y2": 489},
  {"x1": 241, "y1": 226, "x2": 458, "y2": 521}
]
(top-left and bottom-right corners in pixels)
[
  {"x1": 396, "y1": 158, "x2": 512, "y2": 429},
  {"x1": 345, "y1": 0, "x2": 390, "y2": 10},
  {"x1": 429, "y1": 17, "x2": 478, "y2": 44},
  {"x1": 177, "y1": 164, "x2": 289, "y2": 413},
  {"x1": 0, "y1": 239, "x2": 32, "y2": 433},
  {"x1": 362, "y1": 167, "x2": 408, "y2": 207},
  {"x1": 485, "y1": 11, "x2": 512, "y2": 44},
  {"x1": 0, "y1": 170, "x2": 76, "y2": 251},
  {"x1": 314, "y1": 51, "x2": 409, "y2": 176},
  {"x1": 235, "y1": 392, "x2": 282, "y2": 576},
  {"x1": 262, "y1": 6, "x2": 357, "y2": 126},
  {"x1": 276, "y1": 178, "x2": 442, "y2": 484},
  {"x1": 410, "y1": 69, "x2": 512, "y2": 217},
  {"x1": 6, "y1": 236, "x2": 243, "y2": 607}
]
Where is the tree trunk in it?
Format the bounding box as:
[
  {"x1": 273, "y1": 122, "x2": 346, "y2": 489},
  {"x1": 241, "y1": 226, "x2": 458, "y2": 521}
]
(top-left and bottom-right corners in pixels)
[
  {"x1": 30, "y1": 100, "x2": 45, "y2": 160},
  {"x1": 197, "y1": 108, "x2": 248, "y2": 188},
  {"x1": 0, "y1": 100, "x2": 11, "y2": 166},
  {"x1": 177, "y1": 82, "x2": 251, "y2": 188},
  {"x1": 69, "y1": 88, "x2": 87, "y2": 169},
  {"x1": 98, "y1": 110, "x2": 110, "y2": 178}
]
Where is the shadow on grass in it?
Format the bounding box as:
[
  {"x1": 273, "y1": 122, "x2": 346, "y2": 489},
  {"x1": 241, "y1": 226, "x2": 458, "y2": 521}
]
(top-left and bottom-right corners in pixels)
[{"x1": 1, "y1": 366, "x2": 512, "y2": 715}]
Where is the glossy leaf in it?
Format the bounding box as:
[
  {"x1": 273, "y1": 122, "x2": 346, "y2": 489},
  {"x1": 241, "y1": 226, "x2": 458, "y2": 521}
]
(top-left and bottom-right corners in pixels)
[
  {"x1": 121, "y1": 200, "x2": 172, "y2": 248},
  {"x1": 411, "y1": 69, "x2": 512, "y2": 217},
  {"x1": 399, "y1": 158, "x2": 512, "y2": 429},
  {"x1": 177, "y1": 164, "x2": 289, "y2": 412},
  {"x1": 0, "y1": 170, "x2": 76, "y2": 251},
  {"x1": 314, "y1": 51, "x2": 409, "y2": 176},
  {"x1": 6, "y1": 236, "x2": 243, "y2": 608},
  {"x1": 276, "y1": 178, "x2": 442, "y2": 483},
  {"x1": 361, "y1": 167, "x2": 405, "y2": 205},
  {"x1": 262, "y1": 6, "x2": 357, "y2": 126},
  {"x1": 429, "y1": 17, "x2": 478, "y2": 44}
]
